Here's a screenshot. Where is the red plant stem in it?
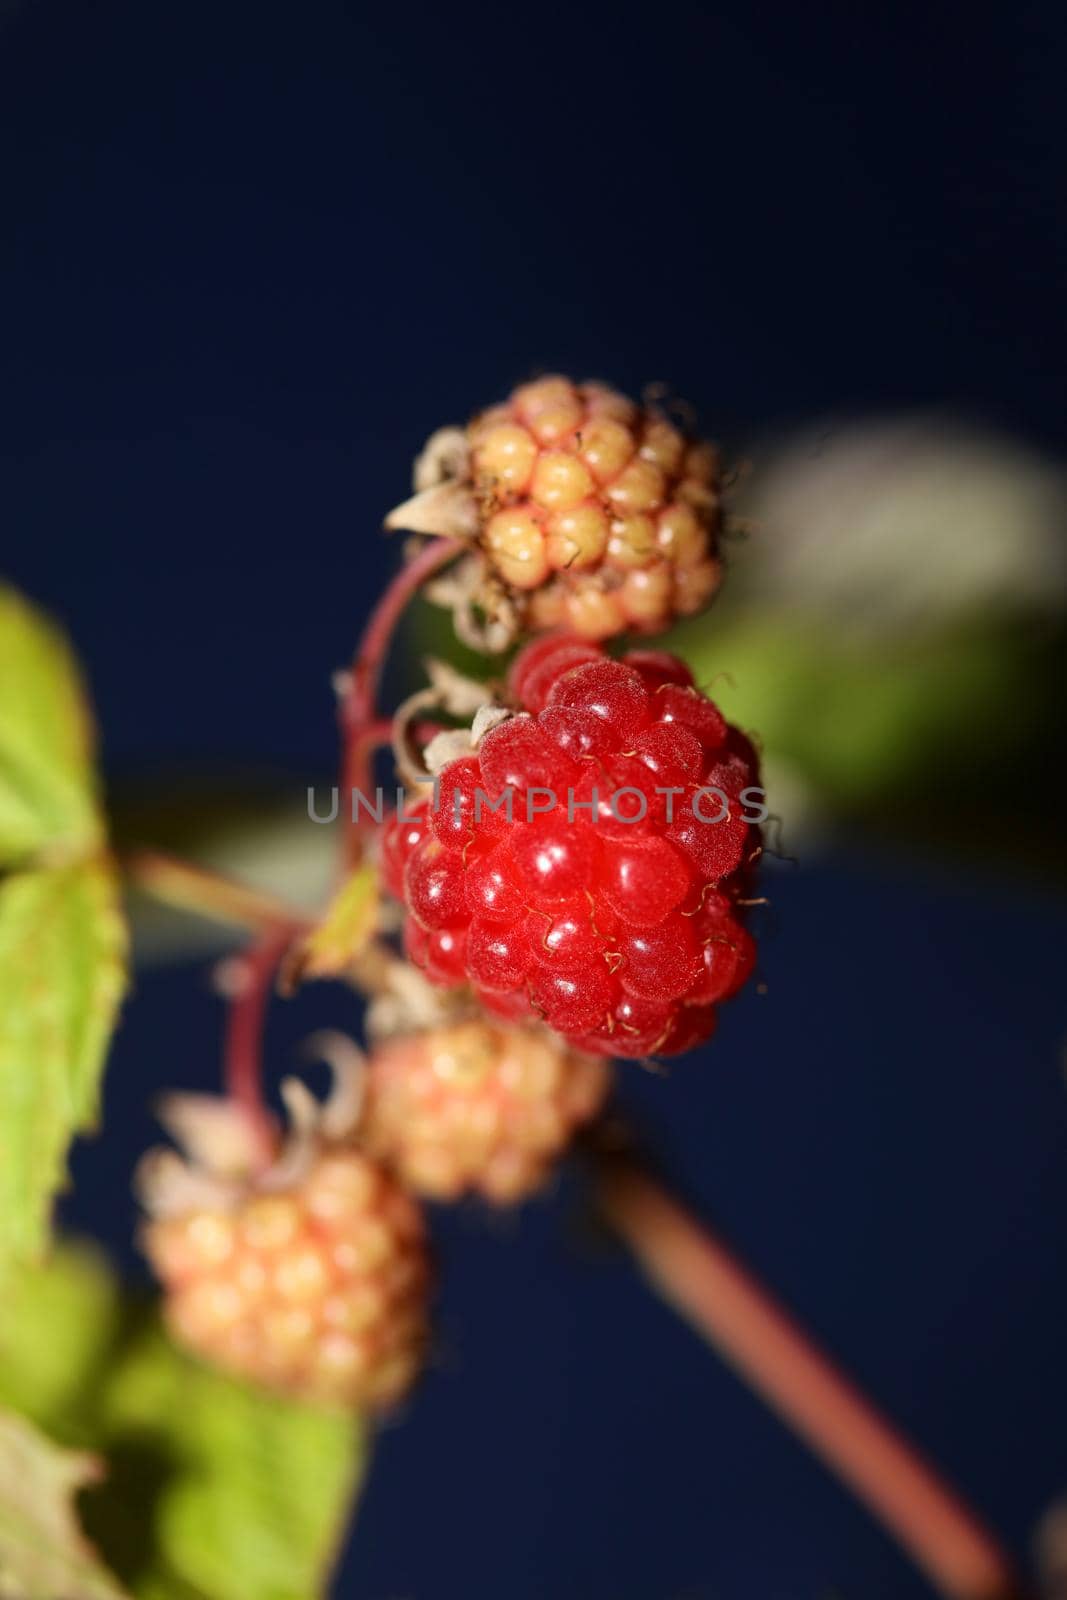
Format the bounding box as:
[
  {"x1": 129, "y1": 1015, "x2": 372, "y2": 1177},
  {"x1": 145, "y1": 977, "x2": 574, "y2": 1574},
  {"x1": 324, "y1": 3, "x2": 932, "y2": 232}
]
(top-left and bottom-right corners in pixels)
[
  {"x1": 597, "y1": 1160, "x2": 1021, "y2": 1600},
  {"x1": 223, "y1": 930, "x2": 291, "y2": 1157},
  {"x1": 341, "y1": 537, "x2": 463, "y2": 860},
  {"x1": 218, "y1": 542, "x2": 462, "y2": 1129}
]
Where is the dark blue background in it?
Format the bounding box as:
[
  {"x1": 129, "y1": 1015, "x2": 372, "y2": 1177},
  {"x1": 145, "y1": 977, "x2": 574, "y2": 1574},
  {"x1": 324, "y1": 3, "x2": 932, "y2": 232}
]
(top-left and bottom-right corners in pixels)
[{"x1": 3, "y1": 4, "x2": 1066, "y2": 1596}]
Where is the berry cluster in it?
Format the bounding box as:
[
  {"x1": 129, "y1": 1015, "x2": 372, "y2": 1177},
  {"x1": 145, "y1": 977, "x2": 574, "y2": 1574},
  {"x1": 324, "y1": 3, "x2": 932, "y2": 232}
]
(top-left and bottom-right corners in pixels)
[
  {"x1": 393, "y1": 376, "x2": 723, "y2": 642},
  {"x1": 361, "y1": 1020, "x2": 610, "y2": 1203},
  {"x1": 138, "y1": 377, "x2": 763, "y2": 1416},
  {"x1": 140, "y1": 1098, "x2": 430, "y2": 1410},
  {"x1": 383, "y1": 636, "x2": 760, "y2": 1058}
]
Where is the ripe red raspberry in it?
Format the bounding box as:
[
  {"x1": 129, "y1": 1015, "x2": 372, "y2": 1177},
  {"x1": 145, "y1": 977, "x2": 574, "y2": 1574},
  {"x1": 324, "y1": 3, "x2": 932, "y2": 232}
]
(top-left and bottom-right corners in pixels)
[
  {"x1": 386, "y1": 640, "x2": 761, "y2": 1058},
  {"x1": 361, "y1": 1020, "x2": 611, "y2": 1204},
  {"x1": 138, "y1": 1082, "x2": 430, "y2": 1410},
  {"x1": 387, "y1": 375, "x2": 723, "y2": 643}
]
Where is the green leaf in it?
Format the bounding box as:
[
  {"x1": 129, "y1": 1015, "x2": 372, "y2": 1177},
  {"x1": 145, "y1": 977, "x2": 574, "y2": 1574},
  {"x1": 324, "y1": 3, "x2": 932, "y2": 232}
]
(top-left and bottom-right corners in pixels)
[
  {"x1": 0, "y1": 1248, "x2": 368, "y2": 1600},
  {"x1": 666, "y1": 613, "x2": 1033, "y2": 804},
  {"x1": 0, "y1": 861, "x2": 128, "y2": 1264},
  {"x1": 92, "y1": 1324, "x2": 365, "y2": 1600},
  {"x1": 0, "y1": 586, "x2": 102, "y2": 866},
  {"x1": 0, "y1": 1407, "x2": 128, "y2": 1599},
  {"x1": 0, "y1": 1242, "x2": 119, "y2": 1440}
]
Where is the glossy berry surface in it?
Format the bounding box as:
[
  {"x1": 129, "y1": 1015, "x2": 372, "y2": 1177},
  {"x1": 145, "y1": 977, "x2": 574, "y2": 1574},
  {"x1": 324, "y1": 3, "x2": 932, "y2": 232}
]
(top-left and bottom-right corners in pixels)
[
  {"x1": 362, "y1": 1021, "x2": 611, "y2": 1203},
  {"x1": 387, "y1": 639, "x2": 761, "y2": 1058},
  {"x1": 143, "y1": 1145, "x2": 430, "y2": 1411}
]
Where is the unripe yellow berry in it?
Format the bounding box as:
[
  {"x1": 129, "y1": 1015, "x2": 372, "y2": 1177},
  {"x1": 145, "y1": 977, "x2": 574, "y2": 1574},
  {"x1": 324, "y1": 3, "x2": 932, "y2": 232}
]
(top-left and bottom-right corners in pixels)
[
  {"x1": 605, "y1": 457, "x2": 666, "y2": 514},
  {"x1": 473, "y1": 423, "x2": 538, "y2": 494},
  {"x1": 579, "y1": 416, "x2": 636, "y2": 482},
  {"x1": 656, "y1": 502, "x2": 707, "y2": 566},
  {"x1": 606, "y1": 513, "x2": 658, "y2": 569},
  {"x1": 529, "y1": 403, "x2": 583, "y2": 445},
  {"x1": 673, "y1": 558, "x2": 723, "y2": 615},
  {"x1": 141, "y1": 1114, "x2": 431, "y2": 1411},
  {"x1": 563, "y1": 583, "x2": 626, "y2": 639},
  {"x1": 545, "y1": 503, "x2": 609, "y2": 570},
  {"x1": 513, "y1": 375, "x2": 575, "y2": 416},
  {"x1": 361, "y1": 1022, "x2": 610, "y2": 1204},
  {"x1": 583, "y1": 382, "x2": 636, "y2": 423},
  {"x1": 529, "y1": 450, "x2": 596, "y2": 511},
  {"x1": 484, "y1": 507, "x2": 550, "y2": 589},
  {"x1": 402, "y1": 376, "x2": 727, "y2": 642},
  {"x1": 620, "y1": 560, "x2": 673, "y2": 626},
  {"x1": 639, "y1": 419, "x2": 686, "y2": 474}
]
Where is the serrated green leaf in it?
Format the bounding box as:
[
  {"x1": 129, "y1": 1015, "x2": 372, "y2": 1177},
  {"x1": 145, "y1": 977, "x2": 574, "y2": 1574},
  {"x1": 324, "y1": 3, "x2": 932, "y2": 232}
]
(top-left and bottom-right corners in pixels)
[
  {"x1": 0, "y1": 861, "x2": 128, "y2": 1264},
  {"x1": 0, "y1": 1407, "x2": 128, "y2": 1599},
  {"x1": 0, "y1": 586, "x2": 102, "y2": 866}
]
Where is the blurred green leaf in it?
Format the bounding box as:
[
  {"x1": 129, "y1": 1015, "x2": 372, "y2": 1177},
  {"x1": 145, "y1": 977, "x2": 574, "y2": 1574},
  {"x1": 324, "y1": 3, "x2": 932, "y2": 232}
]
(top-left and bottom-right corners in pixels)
[
  {"x1": 0, "y1": 861, "x2": 128, "y2": 1265},
  {"x1": 0, "y1": 1248, "x2": 367, "y2": 1600},
  {"x1": 0, "y1": 584, "x2": 128, "y2": 1269},
  {"x1": 0, "y1": 1242, "x2": 119, "y2": 1438},
  {"x1": 0, "y1": 586, "x2": 102, "y2": 867},
  {"x1": 92, "y1": 1322, "x2": 365, "y2": 1600},
  {"x1": 0, "y1": 1407, "x2": 128, "y2": 1599},
  {"x1": 668, "y1": 612, "x2": 1037, "y2": 803}
]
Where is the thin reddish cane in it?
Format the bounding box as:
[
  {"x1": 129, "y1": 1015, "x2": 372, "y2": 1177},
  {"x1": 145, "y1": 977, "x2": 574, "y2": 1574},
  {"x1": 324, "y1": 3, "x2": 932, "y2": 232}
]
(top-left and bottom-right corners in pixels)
[
  {"x1": 223, "y1": 930, "x2": 290, "y2": 1158},
  {"x1": 598, "y1": 1162, "x2": 1021, "y2": 1600},
  {"x1": 341, "y1": 536, "x2": 463, "y2": 862}
]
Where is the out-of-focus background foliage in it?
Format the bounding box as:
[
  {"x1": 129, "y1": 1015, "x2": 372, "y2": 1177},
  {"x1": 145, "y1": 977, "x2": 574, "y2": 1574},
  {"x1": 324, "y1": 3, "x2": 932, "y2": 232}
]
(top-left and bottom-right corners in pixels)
[{"x1": 2, "y1": 3, "x2": 1065, "y2": 1597}]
